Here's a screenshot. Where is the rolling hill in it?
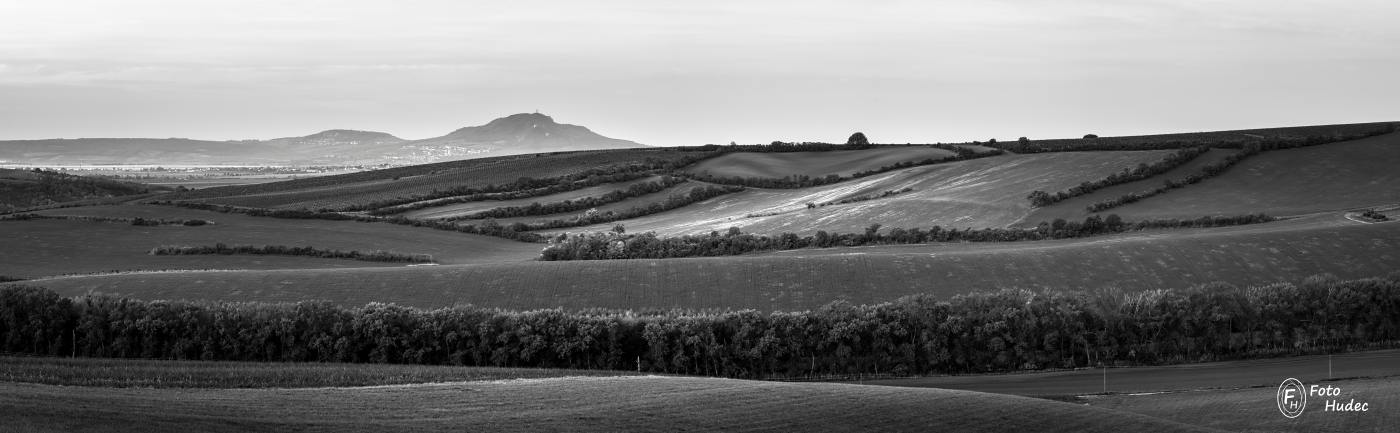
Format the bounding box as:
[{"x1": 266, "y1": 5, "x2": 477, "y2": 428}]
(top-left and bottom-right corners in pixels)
[
  {"x1": 0, "y1": 168, "x2": 170, "y2": 212},
  {"x1": 13, "y1": 210, "x2": 1397, "y2": 311}
]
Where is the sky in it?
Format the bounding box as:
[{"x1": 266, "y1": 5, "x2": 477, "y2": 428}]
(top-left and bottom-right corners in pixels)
[{"x1": 1, "y1": 0, "x2": 1397, "y2": 146}]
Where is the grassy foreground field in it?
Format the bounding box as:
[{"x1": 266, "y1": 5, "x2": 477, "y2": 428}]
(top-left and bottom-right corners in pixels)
[
  {"x1": 0, "y1": 375, "x2": 1221, "y2": 433},
  {"x1": 1089, "y1": 376, "x2": 1400, "y2": 433},
  {"x1": 15, "y1": 212, "x2": 1397, "y2": 310},
  {"x1": 866, "y1": 349, "x2": 1400, "y2": 396}
]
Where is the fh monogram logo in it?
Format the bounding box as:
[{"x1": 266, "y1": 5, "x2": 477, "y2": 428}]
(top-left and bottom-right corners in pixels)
[{"x1": 1277, "y1": 378, "x2": 1307, "y2": 418}]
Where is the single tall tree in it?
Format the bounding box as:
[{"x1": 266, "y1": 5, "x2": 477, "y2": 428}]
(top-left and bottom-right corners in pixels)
[{"x1": 847, "y1": 132, "x2": 870, "y2": 147}]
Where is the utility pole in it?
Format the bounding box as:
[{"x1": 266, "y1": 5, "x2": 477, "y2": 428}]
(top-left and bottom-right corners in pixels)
[
  {"x1": 1102, "y1": 363, "x2": 1107, "y2": 394},
  {"x1": 1329, "y1": 354, "x2": 1333, "y2": 380}
]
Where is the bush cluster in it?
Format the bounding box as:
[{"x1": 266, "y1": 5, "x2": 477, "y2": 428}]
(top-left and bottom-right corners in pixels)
[{"x1": 148, "y1": 243, "x2": 434, "y2": 263}]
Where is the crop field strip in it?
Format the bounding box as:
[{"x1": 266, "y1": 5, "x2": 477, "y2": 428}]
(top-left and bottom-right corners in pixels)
[
  {"x1": 397, "y1": 175, "x2": 664, "y2": 220},
  {"x1": 0, "y1": 204, "x2": 540, "y2": 278},
  {"x1": 173, "y1": 148, "x2": 713, "y2": 210},
  {"x1": 15, "y1": 213, "x2": 1398, "y2": 310},
  {"x1": 680, "y1": 146, "x2": 955, "y2": 179}
]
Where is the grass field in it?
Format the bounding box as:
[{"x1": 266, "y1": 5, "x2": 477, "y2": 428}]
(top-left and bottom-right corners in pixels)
[
  {"x1": 0, "y1": 204, "x2": 539, "y2": 278},
  {"x1": 1092, "y1": 132, "x2": 1400, "y2": 221},
  {"x1": 0, "y1": 375, "x2": 1221, "y2": 432},
  {"x1": 865, "y1": 349, "x2": 1400, "y2": 396},
  {"x1": 1089, "y1": 375, "x2": 1400, "y2": 433},
  {"x1": 1021, "y1": 148, "x2": 1244, "y2": 226},
  {"x1": 0, "y1": 356, "x2": 637, "y2": 388},
  {"x1": 560, "y1": 150, "x2": 1179, "y2": 236},
  {"x1": 15, "y1": 213, "x2": 1397, "y2": 311},
  {"x1": 681, "y1": 147, "x2": 955, "y2": 178}
]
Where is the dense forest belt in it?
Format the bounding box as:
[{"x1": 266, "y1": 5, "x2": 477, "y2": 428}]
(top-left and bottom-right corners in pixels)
[
  {"x1": 447, "y1": 175, "x2": 690, "y2": 221},
  {"x1": 147, "y1": 244, "x2": 434, "y2": 263},
  {"x1": 1027, "y1": 147, "x2": 1209, "y2": 207},
  {"x1": 684, "y1": 144, "x2": 1002, "y2": 189},
  {"x1": 2, "y1": 275, "x2": 1397, "y2": 378},
  {"x1": 540, "y1": 213, "x2": 1275, "y2": 261},
  {"x1": 988, "y1": 121, "x2": 1398, "y2": 153},
  {"x1": 1, "y1": 213, "x2": 211, "y2": 226}
]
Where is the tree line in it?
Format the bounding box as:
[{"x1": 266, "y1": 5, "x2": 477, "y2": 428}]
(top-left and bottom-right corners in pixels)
[
  {"x1": 1026, "y1": 146, "x2": 1210, "y2": 207},
  {"x1": 3, "y1": 274, "x2": 1397, "y2": 377},
  {"x1": 0, "y1": 213, "x2": 210, "y2": 226},
  {"x1": 147, "y1": 243, "x2": 434, "y2": 263},
  {"x1": 539, "y1": 213, "x2": 1276, "y2": 261},
  {"x1": 457, "y1": 176, "x2": 690, "y2": 221}
]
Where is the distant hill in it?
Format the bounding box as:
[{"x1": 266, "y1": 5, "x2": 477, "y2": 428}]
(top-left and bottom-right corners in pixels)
[
  {"x1": 0, "y1": 168, "x2": 170, "y2": 212},
  {"x1": 401, "y1": 113, "x2": 643, "y2": 162},
  {"x1": 0, "y1": 113, "x2": 645, "y2": 166}
]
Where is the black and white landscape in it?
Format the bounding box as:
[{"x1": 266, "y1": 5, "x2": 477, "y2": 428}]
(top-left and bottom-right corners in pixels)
[{"x1": 2, "y1": 2, "x2": 1398, "y2": 432}]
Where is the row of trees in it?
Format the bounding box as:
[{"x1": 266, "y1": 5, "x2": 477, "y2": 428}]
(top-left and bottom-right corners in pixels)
[
  {"x1": 3, "y1": 274, "x2": 1397, "y2": 377},
  {"x1": 539, "y1": 213, "x2": 1276, "y2": 261},
  {"x1": 1026, "y1": 146, "x2": 1210, "y2": 207},
  {"x1": 147, "y1": 243, "x2": 434, "y2": 263},
  {"x1": 459, "y1": 176, "x2": 689, "y2": 220}
]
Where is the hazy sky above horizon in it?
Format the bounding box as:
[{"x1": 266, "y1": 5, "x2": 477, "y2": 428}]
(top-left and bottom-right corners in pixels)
[{"x1": 2, "y1": 0, "x2": 1397, "y2": 146}]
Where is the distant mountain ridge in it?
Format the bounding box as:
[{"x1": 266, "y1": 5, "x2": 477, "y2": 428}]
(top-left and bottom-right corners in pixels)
[{"x1": 0, "y1": 113, "x2": 644, "y2": 166}]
